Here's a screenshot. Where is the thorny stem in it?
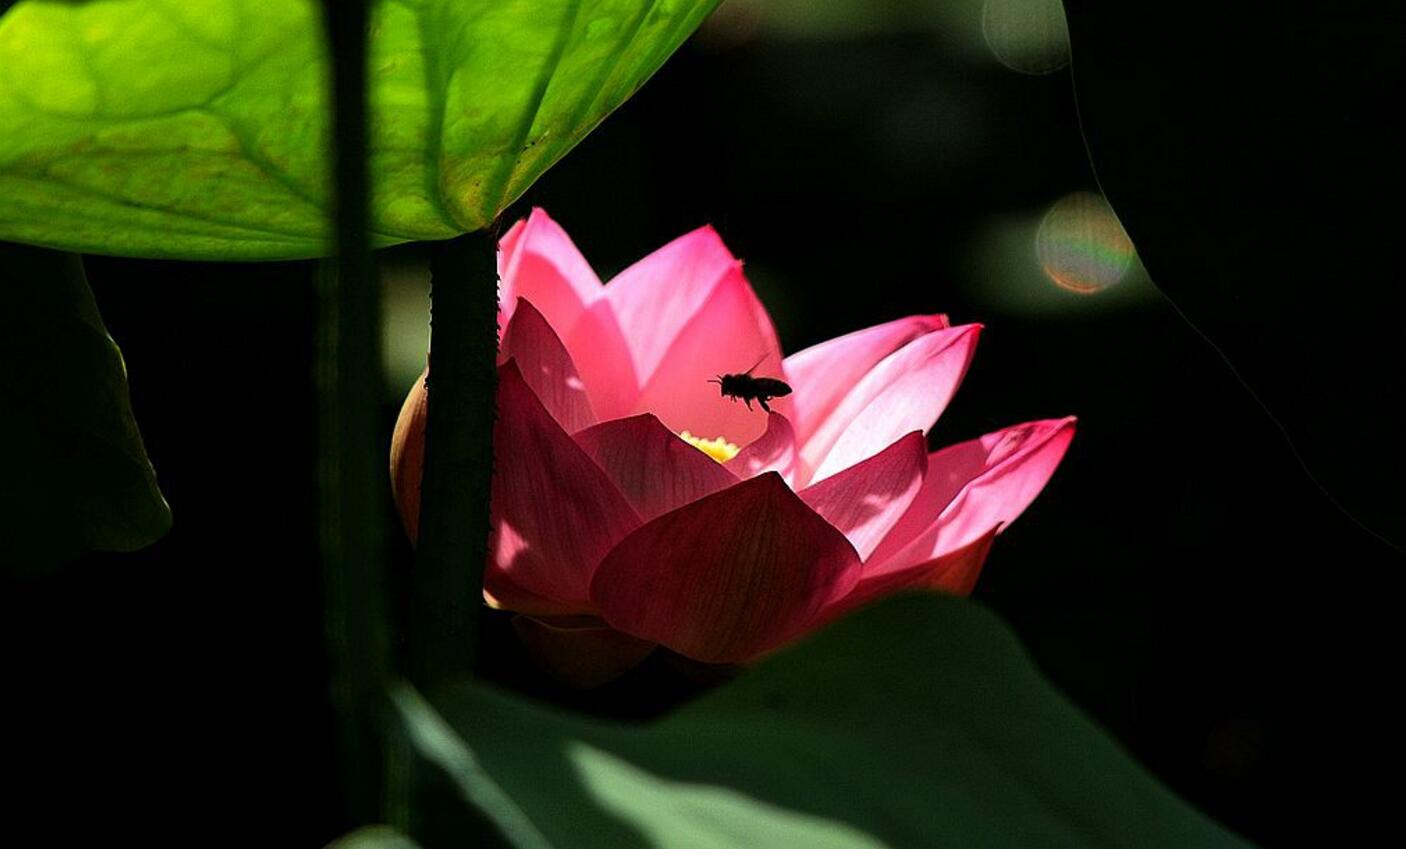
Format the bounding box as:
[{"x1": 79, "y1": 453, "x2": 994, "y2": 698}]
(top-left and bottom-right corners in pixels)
[{"x1": 410, "y1": 233, "x2": 500, "y2": 688}]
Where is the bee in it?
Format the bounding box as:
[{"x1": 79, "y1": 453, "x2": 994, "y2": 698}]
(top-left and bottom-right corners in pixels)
[{"x1": 709, "y1": 357, "x2": 792, "y2": 413}]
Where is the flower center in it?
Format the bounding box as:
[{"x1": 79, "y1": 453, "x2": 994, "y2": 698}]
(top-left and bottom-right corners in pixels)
[{"x1": 679, "y1": 430, "x2": 739, "y2": 463}]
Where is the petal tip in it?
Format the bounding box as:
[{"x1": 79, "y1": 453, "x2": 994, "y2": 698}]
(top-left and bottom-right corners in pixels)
[
  {"x1": 1036, "y1": 415, "x2": 1079, "y2": 435},
  {"x1": 683, "y1": 222, "x2": 738, "y2": 259},
  {"x1": 911, "y1": 312, "x2": 950, "y2": 330},
  {"x1": 753, "y1": 469, "x2": 790, "y2": 489}
]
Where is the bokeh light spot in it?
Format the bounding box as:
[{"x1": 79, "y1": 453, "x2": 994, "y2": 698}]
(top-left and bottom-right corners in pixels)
[
  {"x1": 1035, "y1": 191, "x2": 1135, "y2": 295},
  {"x1": 981, "y1": 0, "x2": 1071, "y2": 75},
  {"x1": 380, "y1": 255, "x2": 431, "y2": 395}
]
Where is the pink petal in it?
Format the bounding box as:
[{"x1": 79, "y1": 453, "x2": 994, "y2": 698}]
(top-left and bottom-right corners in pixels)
[
  {"x1": 818, "y1": 530, "x2": 998, "y2": 626},
  {"x1": 511, "y1": 614, "x2": 656, "y2": 689},
  {"x1": 603, "y1": 225, "x2": 742, "y2": 384},
  {"x1": 498, "y1": 208, "x2": 602, "y2": 339},
  {"x1": 803, "y1": 324, "x2": 982, "y2": 484},
  {"x1": 629, "y1": 265, "x2": 788, "y2": 447},
  {"x1": 590, "y1": 473, "x2": 862, "y2": 664},
  {"x1": 784, "y1": 314, "x2": 949, "y2": 445},
  {"x1": 798, "y1": 432, "x2": 928, "y2": 561},
  {"x1": 560, "y1": 299, "x2": 640, "y2": 422},
  {"x1": 488, "y1": 363, "x2": 641, "y2": 615},
  {"x1": 725, "y1": 412, "x2": 799, "y2": 484},
  {"x1": 868, "y1": 417, "x2": 1076, "y2": 575},
  {"x1": 573, "y1": 414, "x2": 740, "y2": 523},
  {"x1": 499, "y1": 299, "x2": 596, "y2": 433},
  {"x1": 865, "y1": 441, "x2": 993, "y2": 570}
]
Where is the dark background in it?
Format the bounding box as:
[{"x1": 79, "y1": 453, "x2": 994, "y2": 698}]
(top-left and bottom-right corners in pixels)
[{"x1": 6, "y1": 4, "x2": 1400, "y2": 846}]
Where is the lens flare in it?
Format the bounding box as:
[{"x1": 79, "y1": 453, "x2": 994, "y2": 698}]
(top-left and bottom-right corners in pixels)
[{"x1": 1035, "y1": 191, "x2": 1135, "y2": 295}]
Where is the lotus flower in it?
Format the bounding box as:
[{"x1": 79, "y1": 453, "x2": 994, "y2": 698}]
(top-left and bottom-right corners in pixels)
[{"x1": 392, "y1": 209, "x2": 1074, "y2": 684}]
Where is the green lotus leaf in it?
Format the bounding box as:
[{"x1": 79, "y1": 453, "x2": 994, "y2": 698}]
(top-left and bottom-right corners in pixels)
[
  {"x1": 0, "y1": 0, "x2": 718, "y2": 260},
  {"x1": 399, "y1": 594, "x2": 1255, "y2": 848}
]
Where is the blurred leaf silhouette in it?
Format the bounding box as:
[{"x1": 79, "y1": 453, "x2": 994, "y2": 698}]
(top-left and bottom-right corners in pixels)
[
  {"x1": 0, "y1": 243, "x2": 170, "y2": 572},
  {"x1": 399, "y1": 594, "x2": 1255, "y2": 849},
  {"x1": 1066, "y1": 1, "x2": 1406, "y2": 547}
]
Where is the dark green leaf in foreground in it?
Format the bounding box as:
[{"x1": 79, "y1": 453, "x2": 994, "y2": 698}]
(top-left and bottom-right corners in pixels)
[
  {"x1": 398, "y1": 594, "x2": 1254, "y2": 849},
  {"x1": 0, "y1": 243, "x2": 171, "y2": 572},
  {"x1": 0, "y1": 0, "x2": 719, "y2": 260},
  {"x1": 1064, "y1": 2, "x2": 1405, "y2": 547}
]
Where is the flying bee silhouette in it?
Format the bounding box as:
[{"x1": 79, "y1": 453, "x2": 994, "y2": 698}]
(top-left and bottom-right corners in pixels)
[{"x1": 709, "y1": 357, "x2": 792, "y2": 413}]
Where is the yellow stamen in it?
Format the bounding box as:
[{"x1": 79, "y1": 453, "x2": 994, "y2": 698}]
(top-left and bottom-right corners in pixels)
[{"x1": 679, "y1": 430, "x2": 740, "y2": 463}]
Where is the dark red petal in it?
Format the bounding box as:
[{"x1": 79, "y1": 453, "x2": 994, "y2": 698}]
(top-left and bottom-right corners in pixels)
[
  {"x1": 500, "y1": 298, "x2": 596, "y2": 433},
  {"x1": 817, "y1": 529, "x2": 998, "y2": 627},
  {"x1": 590, "y1": 473, "x2": 862, "y2": 664},
  {"x1": 489, "y1": 363, "x2": 640, "y2": 613},
  {"x1": 573, "y1": 414, "x2": 740, "y2": 523}
]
